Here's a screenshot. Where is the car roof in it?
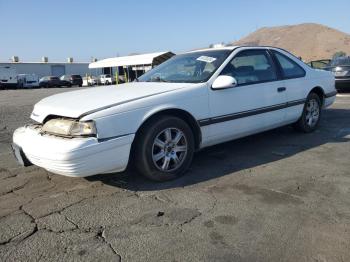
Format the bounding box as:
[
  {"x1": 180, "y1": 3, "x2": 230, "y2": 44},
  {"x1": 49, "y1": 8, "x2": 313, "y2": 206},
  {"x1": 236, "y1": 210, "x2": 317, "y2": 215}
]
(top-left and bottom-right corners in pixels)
[
  {"x1": 188, "y1": 45, "x2": 288, "y2": 53},
  {"x1": 186, "y1": 46, "x2": 302, "y2": 61},
  {"x1": 186, "y1": 46, "x2": 238, "y2": 54}
]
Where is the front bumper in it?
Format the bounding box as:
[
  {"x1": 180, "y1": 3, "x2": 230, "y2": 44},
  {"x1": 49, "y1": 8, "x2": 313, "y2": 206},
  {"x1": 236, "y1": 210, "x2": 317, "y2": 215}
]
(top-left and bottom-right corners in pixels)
[
  {"x1": 12, "y1": 125, "x2": 134, "y2": 177},
  {"x1": 335, "y1": 78, "x2": 350, "y2": 89}
]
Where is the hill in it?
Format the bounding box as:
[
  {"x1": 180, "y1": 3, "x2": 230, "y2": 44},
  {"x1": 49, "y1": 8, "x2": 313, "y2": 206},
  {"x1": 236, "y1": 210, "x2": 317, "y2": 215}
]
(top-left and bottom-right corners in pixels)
[{"x1": 232, "y1": 23, "x2": 350, "y2": 62}]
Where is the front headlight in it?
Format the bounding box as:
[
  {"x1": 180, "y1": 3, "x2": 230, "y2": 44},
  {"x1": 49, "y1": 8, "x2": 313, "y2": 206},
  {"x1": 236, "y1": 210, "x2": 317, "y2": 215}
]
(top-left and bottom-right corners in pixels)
[
  {"x1": 70, "y1": 121, "x2": 96, "y2": 136},
  {"x1": 42, "y1": 119, "x2": 96, "y2": 137}
]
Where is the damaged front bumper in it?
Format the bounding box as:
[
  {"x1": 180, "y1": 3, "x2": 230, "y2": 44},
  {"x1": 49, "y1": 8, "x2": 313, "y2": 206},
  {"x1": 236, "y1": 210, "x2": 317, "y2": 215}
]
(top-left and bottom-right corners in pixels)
[{"x1": 12, "y1": 125, "x2": 135, "y2": 177}]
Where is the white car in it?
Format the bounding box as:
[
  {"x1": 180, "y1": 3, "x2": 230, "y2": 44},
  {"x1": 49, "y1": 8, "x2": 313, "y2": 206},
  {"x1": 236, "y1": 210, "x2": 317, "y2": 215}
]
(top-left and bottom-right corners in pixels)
[
  {"x1": 12, "y1": 46, "x2": 336, "y2": 181},
  {"x1": 83, "y1": 76, "x2": 98, "y2": 87},
  {"x1": 99, "y1": 74, "x2": 114, "y2": 85}
]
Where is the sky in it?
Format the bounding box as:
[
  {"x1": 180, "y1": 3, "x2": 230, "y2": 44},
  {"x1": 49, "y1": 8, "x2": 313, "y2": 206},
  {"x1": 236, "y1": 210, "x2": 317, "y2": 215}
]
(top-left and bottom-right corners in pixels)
[{"x1": 1, "y1": 0, "x2": 349, "y2": 62}]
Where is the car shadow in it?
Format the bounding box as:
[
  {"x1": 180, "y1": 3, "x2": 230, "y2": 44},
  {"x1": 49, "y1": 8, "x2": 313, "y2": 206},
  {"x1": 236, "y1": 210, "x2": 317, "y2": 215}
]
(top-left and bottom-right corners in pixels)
[{"x1": 86, "y1": 108, "x2": 350, "y2": 191}]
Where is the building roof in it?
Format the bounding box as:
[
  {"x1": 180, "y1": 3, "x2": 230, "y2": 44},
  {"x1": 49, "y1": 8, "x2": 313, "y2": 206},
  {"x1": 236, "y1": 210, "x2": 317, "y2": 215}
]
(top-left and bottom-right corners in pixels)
[{"x1": 88, "y1": 51, "x2": 175, "y2": 69}]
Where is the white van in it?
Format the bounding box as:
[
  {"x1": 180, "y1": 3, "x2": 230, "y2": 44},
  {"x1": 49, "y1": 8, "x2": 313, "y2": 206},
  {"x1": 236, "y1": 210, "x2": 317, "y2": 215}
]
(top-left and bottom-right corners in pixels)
[
  {"x1": 0, "y1": 66, "x2": 17, "y2": 88},
  {"x1": 17, "y1": 74, "x2": 39, "y2": 88}
]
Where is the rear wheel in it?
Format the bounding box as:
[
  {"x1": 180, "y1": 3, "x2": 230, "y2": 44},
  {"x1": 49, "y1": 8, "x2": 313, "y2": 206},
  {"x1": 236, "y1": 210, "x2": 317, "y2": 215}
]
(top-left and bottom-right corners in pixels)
[
  {"x1": 294, "y1": 93, "x2": 321, "y2": 133},
  {"x1": 134, "y1": 116, "x2": 195, "y2": 181}
]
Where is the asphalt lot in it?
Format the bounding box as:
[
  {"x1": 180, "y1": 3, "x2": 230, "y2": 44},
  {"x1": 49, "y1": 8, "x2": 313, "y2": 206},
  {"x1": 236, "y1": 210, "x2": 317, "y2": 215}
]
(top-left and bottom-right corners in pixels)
[{"x1": 0, "y1": 87, "x2": 350, "y2": 262}]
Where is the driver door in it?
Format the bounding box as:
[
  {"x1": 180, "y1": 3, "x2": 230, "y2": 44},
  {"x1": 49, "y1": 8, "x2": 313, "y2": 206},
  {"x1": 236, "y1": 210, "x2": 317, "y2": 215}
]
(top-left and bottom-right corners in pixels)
[{"x1": 206, "y1": 49, "x2": 287, "y2": 145}]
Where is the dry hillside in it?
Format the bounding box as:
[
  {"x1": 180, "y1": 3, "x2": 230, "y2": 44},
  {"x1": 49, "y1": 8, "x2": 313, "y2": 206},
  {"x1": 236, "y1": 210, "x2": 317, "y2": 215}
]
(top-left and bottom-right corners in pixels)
[{"x1": 233, "y1": 23, "x2": 350, "y2": 62}]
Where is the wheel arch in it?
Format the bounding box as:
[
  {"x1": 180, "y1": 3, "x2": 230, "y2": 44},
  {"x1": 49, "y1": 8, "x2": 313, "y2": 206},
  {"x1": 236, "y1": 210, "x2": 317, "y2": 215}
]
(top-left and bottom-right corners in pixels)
[
  {"x1": 309, "y1": 86, "x2": 325, "y2": 106},
  {"x1": 133, "y1": 107, "x2": 202, "y2": 151}
]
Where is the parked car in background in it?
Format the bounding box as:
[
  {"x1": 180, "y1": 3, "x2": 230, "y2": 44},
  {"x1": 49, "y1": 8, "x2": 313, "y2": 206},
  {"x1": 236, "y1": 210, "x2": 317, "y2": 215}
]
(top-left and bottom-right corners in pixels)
[
  {"x1": 88, "y1": 76, "x2": 98, "y2": 86},
  {"x1": 59, "y1": 76, "x2": 72, "y2": 87},
  {"x1": 99, "y1": 74, "x2": 114, "y2": 85},
  {"x1": 17, "y1": 74, "x2": 39, "y2": 88},
  {"x1": 12, "y1": 46, "x2": 336, "y2": 181},
  {"x1": 83, "y1": 76, "x2": 98, "y2": 87},
  {"x1": 39, "y1": 76, "x2": 62, "y2": 88},
  {"x1": 0, "y1": 66, "x2": 18, "y2": 89},
  {"x1": 324, "y1": 57, "x2": 350, "y2": 90},
  {"x1": 60, "y1": 75, "x2": 83, "y2": 87}
]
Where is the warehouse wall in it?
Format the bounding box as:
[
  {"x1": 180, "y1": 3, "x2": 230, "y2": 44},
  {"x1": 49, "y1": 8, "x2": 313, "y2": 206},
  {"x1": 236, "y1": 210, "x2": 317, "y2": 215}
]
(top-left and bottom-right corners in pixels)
[{"x1": 0, "y1": 63, "x2": 91, "y2": 78}]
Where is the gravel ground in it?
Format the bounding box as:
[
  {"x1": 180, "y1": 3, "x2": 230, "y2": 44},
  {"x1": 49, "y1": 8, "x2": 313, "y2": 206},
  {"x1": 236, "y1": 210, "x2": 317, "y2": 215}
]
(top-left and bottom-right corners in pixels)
[{"x1": 0, "y1": 88, "x2": 350, "y2": 262}]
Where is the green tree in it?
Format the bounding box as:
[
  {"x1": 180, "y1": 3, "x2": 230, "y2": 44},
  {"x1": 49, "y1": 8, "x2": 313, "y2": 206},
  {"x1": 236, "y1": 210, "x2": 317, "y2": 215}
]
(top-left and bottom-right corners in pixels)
[{"x1": 332, "y1": 51, "x2": 346, "y2": 59}]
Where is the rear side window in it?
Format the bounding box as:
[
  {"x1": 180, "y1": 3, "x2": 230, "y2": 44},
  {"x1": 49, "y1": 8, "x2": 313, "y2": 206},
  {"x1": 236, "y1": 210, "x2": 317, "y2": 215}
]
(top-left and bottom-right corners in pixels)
[
  {"x1": 273, "y1": 51, "x2": 305, "y2": 79},
  {"x1": 220, "y1": 49, "x2": 277, "y2": 85}
]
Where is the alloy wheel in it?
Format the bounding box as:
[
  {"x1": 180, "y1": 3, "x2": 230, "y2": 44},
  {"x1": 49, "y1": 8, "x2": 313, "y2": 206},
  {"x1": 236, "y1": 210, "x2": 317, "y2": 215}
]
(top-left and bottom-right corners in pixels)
[
  {"x1": 305, "y1": 98, "x2": 320, "y2": 127},
  {"x1": 152, "y1": 128, "x2": 188, "y2": 172}
]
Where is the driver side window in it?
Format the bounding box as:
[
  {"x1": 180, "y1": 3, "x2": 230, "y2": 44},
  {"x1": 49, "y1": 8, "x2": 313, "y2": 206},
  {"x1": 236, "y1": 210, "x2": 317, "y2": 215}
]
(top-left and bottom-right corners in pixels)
[{"x1": 220, "y1": 49, "x2": 277, "y2": 86}]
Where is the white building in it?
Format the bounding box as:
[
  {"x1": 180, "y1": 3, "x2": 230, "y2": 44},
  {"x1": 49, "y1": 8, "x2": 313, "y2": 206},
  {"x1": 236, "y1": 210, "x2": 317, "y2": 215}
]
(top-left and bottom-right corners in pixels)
[
  {"x1": 0, "y1": 52, "x2": 174, "y2": 86},
  {"x1": 0, "y1": 58, "x2": 90, "y2": 79}
]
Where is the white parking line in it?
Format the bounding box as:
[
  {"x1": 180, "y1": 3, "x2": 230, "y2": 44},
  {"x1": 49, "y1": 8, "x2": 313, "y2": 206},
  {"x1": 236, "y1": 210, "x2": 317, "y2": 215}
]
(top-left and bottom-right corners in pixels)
[{"x1": 337, "y1": 94, "x2": 350, "y2": 97}]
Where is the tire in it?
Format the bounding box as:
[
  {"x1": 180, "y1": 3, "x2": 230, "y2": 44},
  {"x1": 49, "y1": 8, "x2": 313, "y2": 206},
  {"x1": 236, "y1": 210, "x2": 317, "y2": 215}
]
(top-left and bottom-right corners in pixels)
[
  {"x1": 294, "y1": 93, "x2": 322, "y2": 133},
  {"x1": 134, "y1": 116, "x2": 195, "y2": 181}
]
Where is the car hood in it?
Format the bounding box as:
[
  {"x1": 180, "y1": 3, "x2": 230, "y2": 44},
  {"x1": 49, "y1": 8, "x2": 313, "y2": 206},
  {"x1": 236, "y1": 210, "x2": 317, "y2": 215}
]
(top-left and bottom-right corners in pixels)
[{"x1": 31, "y1": 82, "x2": 192, "y2": 123}]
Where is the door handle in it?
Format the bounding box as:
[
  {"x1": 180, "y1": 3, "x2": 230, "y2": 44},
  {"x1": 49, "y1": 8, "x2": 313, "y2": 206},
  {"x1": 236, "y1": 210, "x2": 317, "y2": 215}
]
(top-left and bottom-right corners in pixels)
[{"x1": 277, "y1": 87, "x2": 286, "y2": 92}]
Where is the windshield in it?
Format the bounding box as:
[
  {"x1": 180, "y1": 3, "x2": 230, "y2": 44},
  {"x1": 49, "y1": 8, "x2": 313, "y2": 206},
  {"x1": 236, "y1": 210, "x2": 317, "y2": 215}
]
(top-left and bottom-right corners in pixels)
[
  {"x1": 328, "y1": 57, "x2": 350, "y2": 67},
  {"x1": 138, "y1": 50, "x2": 232, "y2": 83}
]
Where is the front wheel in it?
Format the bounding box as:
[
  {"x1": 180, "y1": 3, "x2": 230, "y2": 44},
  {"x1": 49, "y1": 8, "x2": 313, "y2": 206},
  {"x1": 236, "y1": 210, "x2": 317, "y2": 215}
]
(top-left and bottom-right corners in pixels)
[
  {"x1": 294, "y1": 93, "x2": 321, "y2": 133},
  {"x1": 134, "y1": 116, "x2": 195, "y2": 181}
]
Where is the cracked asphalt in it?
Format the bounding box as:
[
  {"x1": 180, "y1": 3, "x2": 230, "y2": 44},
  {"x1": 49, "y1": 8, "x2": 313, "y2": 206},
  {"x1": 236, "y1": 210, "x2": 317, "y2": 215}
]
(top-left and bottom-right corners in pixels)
[{"x1": 0, "y1": 87, "x2": 350, "y2": 262}]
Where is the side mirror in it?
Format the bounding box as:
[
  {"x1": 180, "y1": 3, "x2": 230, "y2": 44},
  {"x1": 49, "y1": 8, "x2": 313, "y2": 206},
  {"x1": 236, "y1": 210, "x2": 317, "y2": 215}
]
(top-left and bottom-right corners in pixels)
[{"x1": 212, "y1": 75, "x2": 237, "y2": 90}]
